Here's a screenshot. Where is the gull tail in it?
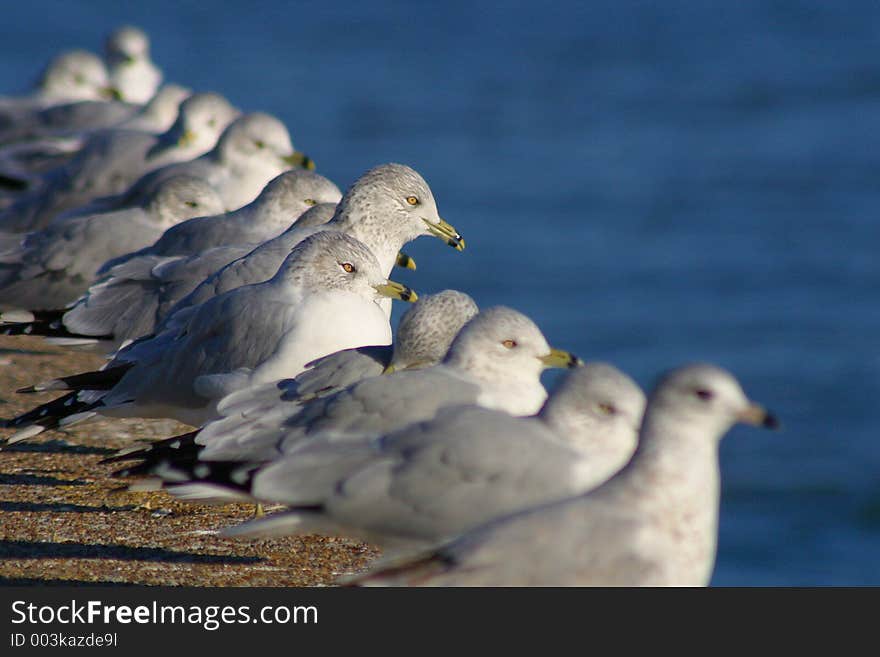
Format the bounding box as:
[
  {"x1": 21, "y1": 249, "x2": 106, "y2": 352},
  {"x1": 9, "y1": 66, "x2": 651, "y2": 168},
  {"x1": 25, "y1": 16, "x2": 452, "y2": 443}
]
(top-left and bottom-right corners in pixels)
[
  {"x1": 17, "y1": 362, "x2": 134, "y2": 394},
  {"x1": 114, "y1": 454, "x2": 260, "y2": 495},
  {"x1": 106, "y1": 432, "x2": 268, "y2": 506},
  {"x1": 102, "y1": 430, "x2": 201, "y2": 467},
  {"x1": 1, "y1": 390, "x2": 102, "y2": 445},
  {"x1": 0, "y1": 173, "x2": 29, "y2": 191},
  {"x1": 0, "y1": 308, "x2": 113, "y2": 342}
]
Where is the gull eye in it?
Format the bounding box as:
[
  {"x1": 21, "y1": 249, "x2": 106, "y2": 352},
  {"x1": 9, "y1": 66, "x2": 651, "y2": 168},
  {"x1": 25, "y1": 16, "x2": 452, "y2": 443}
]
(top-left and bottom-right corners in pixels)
[
  {"x1": 406, "y1": 196, "x2": 419, "y2": 206},
  {"x1": 695, "y1": 388, "x2": 714, "y2": 402},
  {"x1": 597, "y1": 402, "x2": 616, "y2": 415},
  {"x1": 304, "y1": 198, "x2": 317, "y2": 206},
  {"x1": 501, "y1": 339, "x2": 517, "y2": 349},
  {"x1": 185, "y1": 201, "x2": 199, "y2": 208},
  {"x1": 74, "y1": 74, "x2": 85, "y2": 85},
  {"x1": 208, "y1": 118, "x2": 217, "y2": 128},
  {"x1": 255, "y1": 140, "x2": 265, "y2": 149},
  {"x1": 340, "y1": 262, "x2": 355, "y2": 273}
]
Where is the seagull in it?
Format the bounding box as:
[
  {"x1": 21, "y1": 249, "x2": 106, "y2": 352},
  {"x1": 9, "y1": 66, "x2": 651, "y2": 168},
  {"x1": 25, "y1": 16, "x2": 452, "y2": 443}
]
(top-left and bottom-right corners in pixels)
[
  {"x1": 125, "y1": 111, "x2": 314, "y2": 212},
  {"x1": 104, "y1": 26, "x2": 163, "y2": 105},
  {"x1": 0, "y1": 92, "x2": 239, "y2": 231},
  {"x1": 0, "y1": 84, "x2": 192, "y2": 180}
]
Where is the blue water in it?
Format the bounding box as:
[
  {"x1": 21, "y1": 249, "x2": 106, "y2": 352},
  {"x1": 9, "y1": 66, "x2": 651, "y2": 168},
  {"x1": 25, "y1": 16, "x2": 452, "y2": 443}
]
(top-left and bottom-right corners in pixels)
[{"x1": 1, "y1": 1, "x2": 877, "y2": 585}]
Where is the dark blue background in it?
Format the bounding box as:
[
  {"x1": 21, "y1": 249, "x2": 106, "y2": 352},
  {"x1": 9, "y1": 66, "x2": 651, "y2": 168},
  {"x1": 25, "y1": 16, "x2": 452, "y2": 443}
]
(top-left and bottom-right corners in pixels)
[{"x1": 1, "y1": 1, "x2": 877, "y2": 585}]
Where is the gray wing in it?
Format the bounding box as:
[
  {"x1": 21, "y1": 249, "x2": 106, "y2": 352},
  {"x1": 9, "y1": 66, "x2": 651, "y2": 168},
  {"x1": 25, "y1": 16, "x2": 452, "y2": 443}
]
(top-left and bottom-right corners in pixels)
[
  {"x1": 100, "y1": 284, "x2": 298, "y2": 421},
  {"x1": 294, "y1": 345, "x2": 392, "y2": 399},
  {"x1": 61, "y1": 245, "x2": 251, "y2": 347},
  {"x1": 50, "y1": 178, "x2": 151, "y2": 224},
  {"x1": 0, "y1": 130, "x2": 156, "y2": 232},
  {"x1": 158, "y1": 228, "x2": 313, "y2": 318},
  {"x1": 0, "y1": 100, "x2": 134, "y2": 144},
  {"x1": 124, "y1": 158, "x2": 215, "y2": 202},
  {"x1": 194, "y1": 346, "x2": 390, "y2": 461},
  {"x1": 95, "y1": 210, "x2": 249, "y2": 271},
  {"x1": 135, "y1": 211, "x2": 255, "y2": 258},
  {"x1": 0, "y1": 207, "x2": 164, "y2": 310},
  {"x1": 277, "y1": 368, "x2": 483, "y2": 450},
  {"x1": 342, "y1": 411, "x2": 587, "y2": 538},
  {"x1": 198, "y1": 367, "x2": 481, "y2": 463},
  {"x1": 195, "y1": 378, "x2": 311, "y2": 459},
  {"x1": 247, "y1": 409, "x2": 588, "y2": 545},
  {"x1": 0, "y1": 135, "x2": 83, "y2": 178},
  {"x1": 33, "y1": 100, "x2": 136, "y2": 136}
]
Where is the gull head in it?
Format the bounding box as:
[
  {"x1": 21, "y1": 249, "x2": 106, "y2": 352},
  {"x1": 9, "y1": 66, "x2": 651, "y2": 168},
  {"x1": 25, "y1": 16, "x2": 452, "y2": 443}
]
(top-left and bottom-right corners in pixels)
[
  {"x1": 335, "y1": 163, "x2": 465, "y2": 253},
  {"x1": 252, "y1": 170, "x2": 342, "y2": 223},
  {"x1": 146, "y1": 175, "x2": 225, "y2": 227},
  {"x1": 648, "y1": 364, "x2": 780, "y2": 441},
  {"x1": 216, "y1": 112, "x2": 312, "y2": 171},
  {"x1": 443, "y1": 306, "x2": 580, "y2": 382},
  {"x1": 105, "y1": 25, "x2": 151, "y2": 64},
  {"x1": 138, "y1": 84, "x2": 192, "y2": 131},
  {"x1": 539, "y1": 362, "x2": 646, "y2": 455},
  {"x1": 386, "y1": 290, "x2": 479, "y2": 372},
  {"x1": 172, "y1": 92, "x2": 240, "y2": 151},
  {"x1": 39, "y1": 50, "x2": 111, "y2": 102},
  {"x1": 277, "y1": 231, "x2": 417, "y2": 305}
]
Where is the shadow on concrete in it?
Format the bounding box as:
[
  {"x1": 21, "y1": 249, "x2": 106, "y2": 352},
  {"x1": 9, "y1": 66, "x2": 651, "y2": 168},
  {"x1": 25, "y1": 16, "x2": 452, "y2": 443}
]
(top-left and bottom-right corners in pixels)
[
  {"x1": 0, "y1": 539, "x2": 262, "y2": 564},
  {"x1": 0, "y1": 473, "x2": 88, "y2": 486},
  {"x1": 0, "y1": 501, "x2": 136, "y2": 513}
]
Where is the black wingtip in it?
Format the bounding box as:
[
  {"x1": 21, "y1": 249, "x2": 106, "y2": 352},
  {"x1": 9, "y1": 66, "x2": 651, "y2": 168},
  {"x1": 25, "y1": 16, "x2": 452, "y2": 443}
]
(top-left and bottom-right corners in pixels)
[{"x1": 0, "y1": 173, "x2": 28, "y2": 191}]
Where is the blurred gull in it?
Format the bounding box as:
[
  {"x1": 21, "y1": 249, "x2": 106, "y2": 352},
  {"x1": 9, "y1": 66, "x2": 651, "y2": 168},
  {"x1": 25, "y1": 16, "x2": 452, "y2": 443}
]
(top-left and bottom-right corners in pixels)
[
  {"x1": 0, "y1": 92, "x2": 239, "y2": 231},
  {"x1": 128, "y1": 111, "x2": 313, "y2": 212},
  {"x1": 105, "y1": 169, "x2": 343, "y2": 264},
  {"x1": 0, "y1": 50, "x2": 114, "y2": 120},
  {"x1": 117, "y1": 83, "x2": 191, "y2": 134},
  {"x1": 350, "y1": 364, "x2": 779, "y2": 587},
  {"x1": 0, "y1": 175, "x2": 224, "y2": 311},
  {"x1": 0, "y1": 84, "x2": 192, "y2": 180},
  {"x1": 104, "y1": 26, "x2": 163, "y2": 104},
  {"x1": 0, "y1": 25, "x2": 165, "y2": 145}
]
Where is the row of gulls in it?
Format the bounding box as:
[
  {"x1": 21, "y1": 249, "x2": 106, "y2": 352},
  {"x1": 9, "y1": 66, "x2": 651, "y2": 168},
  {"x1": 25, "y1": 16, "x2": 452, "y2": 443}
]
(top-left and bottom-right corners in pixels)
[{"x1": 0, "y1": 26, "x2": 779, "y2": 586}]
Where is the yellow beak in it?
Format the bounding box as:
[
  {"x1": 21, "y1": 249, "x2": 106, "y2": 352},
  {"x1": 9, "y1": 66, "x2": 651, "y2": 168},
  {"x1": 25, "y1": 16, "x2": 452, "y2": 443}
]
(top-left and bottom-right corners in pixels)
[
  {"x1": 395, "y1": 252, "x2": 417, "y2": 270},
  {"x1": 373, "y1": 280, "x2": 418, "y2": 303},
  {"x1": 423, "y1": 218, "x2": 465, "y2": 251},
  {"x1": 177, "y1": 129, "x2": 196, "y2": 147},
  {"x1": 101, "y1": 86, "x2": 123, "y2": 101},
  {"x1": 737, "y1": 402, "x2": 780, "y2": 429},
  {"x1": 538, "y1": 348, "x2": 582, "y2": 369},
  {"x1": 283, "y1": 151, "x2": 315, "y2": 170}
]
